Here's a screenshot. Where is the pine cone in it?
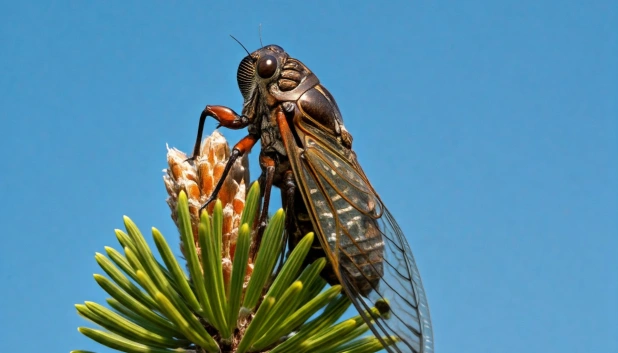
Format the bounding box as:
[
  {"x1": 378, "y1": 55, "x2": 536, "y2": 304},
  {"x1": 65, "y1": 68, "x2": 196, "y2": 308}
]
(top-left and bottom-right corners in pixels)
[{"x1": 163, "y1": 131, "x2": 251, "y2": 279}]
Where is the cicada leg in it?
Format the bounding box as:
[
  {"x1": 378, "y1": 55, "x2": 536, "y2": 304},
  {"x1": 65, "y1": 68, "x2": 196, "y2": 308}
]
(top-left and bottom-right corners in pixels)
[
  {"x1": 188, "y1": 105, "x2": 250, "y2": 161},
  {"x1": 251, "y1": 154, "x2": 276, "y2": 258},
  {"x1": 199, "y1": 134, "x2": 258, "y2": 210}
]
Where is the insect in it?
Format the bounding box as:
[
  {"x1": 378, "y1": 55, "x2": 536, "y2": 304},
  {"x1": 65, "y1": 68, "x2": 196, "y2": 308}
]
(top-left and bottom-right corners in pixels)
[{"x1": 189, "y1": 42, "x2": 434, "y2": 353}]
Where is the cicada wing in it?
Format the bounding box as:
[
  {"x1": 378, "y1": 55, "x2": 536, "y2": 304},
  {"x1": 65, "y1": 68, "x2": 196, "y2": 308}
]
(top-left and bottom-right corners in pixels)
[{"x1": 293, "y1": 122, "x2": 434, "y2": 353}]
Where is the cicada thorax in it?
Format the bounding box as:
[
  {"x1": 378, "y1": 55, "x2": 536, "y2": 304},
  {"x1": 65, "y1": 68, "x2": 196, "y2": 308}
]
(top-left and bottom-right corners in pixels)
[{"x1": 276, "y1": 58, "x2": 310, "y2": 92}]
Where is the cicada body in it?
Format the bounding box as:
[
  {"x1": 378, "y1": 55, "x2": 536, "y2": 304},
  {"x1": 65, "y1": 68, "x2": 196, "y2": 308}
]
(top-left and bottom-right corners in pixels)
[{"x1": 189, "y1": 44, "x2": 434, "y2": 353}]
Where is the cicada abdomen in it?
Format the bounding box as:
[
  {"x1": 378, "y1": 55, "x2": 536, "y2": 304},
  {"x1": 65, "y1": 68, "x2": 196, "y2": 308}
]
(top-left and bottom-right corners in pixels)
[{"x1": 284, "y1": 173, "x2": 385, "y2": 297}]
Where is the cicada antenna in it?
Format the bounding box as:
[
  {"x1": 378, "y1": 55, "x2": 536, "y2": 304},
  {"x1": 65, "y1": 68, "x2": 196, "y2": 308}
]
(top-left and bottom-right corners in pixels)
[
  {"x1": 259, "y1": 24, "x2": 264, "y2": 48},
  {"x1": 229, "y1": 35, "x2": 251, "y2": 57}
]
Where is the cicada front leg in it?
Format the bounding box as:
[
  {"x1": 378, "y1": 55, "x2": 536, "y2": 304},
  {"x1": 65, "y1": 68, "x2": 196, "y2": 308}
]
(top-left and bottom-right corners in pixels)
[
  {"x1": 188, "y1": 105, "x2": 251, "y2": 161},
  {"x1": 186, "y1": 104, "x2": 257, "y2": 211}
]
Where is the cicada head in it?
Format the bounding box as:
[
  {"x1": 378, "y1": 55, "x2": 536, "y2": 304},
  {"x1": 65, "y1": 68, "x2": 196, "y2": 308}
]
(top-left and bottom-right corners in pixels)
[
  {"x1": 236, "y1": 45, "x2": 289, "y2": 114},
  {"x1": 237, "y1": 45, "x2": 286, "y2": 96}
]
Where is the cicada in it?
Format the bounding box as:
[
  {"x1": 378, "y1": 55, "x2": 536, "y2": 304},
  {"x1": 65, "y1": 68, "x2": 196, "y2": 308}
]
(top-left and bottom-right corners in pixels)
[{"x1": 189, "y1": 43, "x2": 434, "y2": 353}]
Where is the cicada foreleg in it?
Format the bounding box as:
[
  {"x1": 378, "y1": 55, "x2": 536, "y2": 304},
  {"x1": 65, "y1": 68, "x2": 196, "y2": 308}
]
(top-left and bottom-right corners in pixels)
[{"x1": 188, "y1": 105, "x2": 251, "y2": 161}]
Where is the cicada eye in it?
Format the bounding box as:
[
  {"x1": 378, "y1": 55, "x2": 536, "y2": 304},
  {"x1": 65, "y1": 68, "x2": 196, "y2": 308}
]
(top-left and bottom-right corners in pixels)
[
  {"x1": 257, "y1": 54, "x2": 277, "y2": 78},
  {"x1": 237, "y1": 55, "x2": 255, "y2": 100}
]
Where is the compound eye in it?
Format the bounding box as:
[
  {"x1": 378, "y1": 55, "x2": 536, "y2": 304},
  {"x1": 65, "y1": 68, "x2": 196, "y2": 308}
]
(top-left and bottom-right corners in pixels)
[{"x1": 257, "y1": 55, "x2": 277, "y2": 78}]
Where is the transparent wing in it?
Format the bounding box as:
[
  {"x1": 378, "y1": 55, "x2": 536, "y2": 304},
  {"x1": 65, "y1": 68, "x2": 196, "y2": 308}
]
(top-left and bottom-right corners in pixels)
[{"x1": 293, "y1": 122, "x2": 434, "y2": 353}]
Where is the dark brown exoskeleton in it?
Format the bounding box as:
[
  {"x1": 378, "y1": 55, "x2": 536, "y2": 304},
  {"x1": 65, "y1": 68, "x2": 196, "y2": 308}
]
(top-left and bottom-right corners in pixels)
[{"x1": 189, "y1": 44, "x2": 434, "y2": 353}]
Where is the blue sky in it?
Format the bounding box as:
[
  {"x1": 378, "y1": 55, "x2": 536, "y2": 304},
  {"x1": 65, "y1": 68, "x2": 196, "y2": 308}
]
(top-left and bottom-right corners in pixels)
[{"x1": 0, "y1": 1, "x2": 616, "y2": 352}]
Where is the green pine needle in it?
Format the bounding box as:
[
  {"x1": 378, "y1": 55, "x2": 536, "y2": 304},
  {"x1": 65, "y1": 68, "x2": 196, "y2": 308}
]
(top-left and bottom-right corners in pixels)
[
  {"x1": 74, "y1": 185, "x2": 392, "y2": 353},
  {"x1": 227, "y1": 223, "x2": 251, "y2": 334}
]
